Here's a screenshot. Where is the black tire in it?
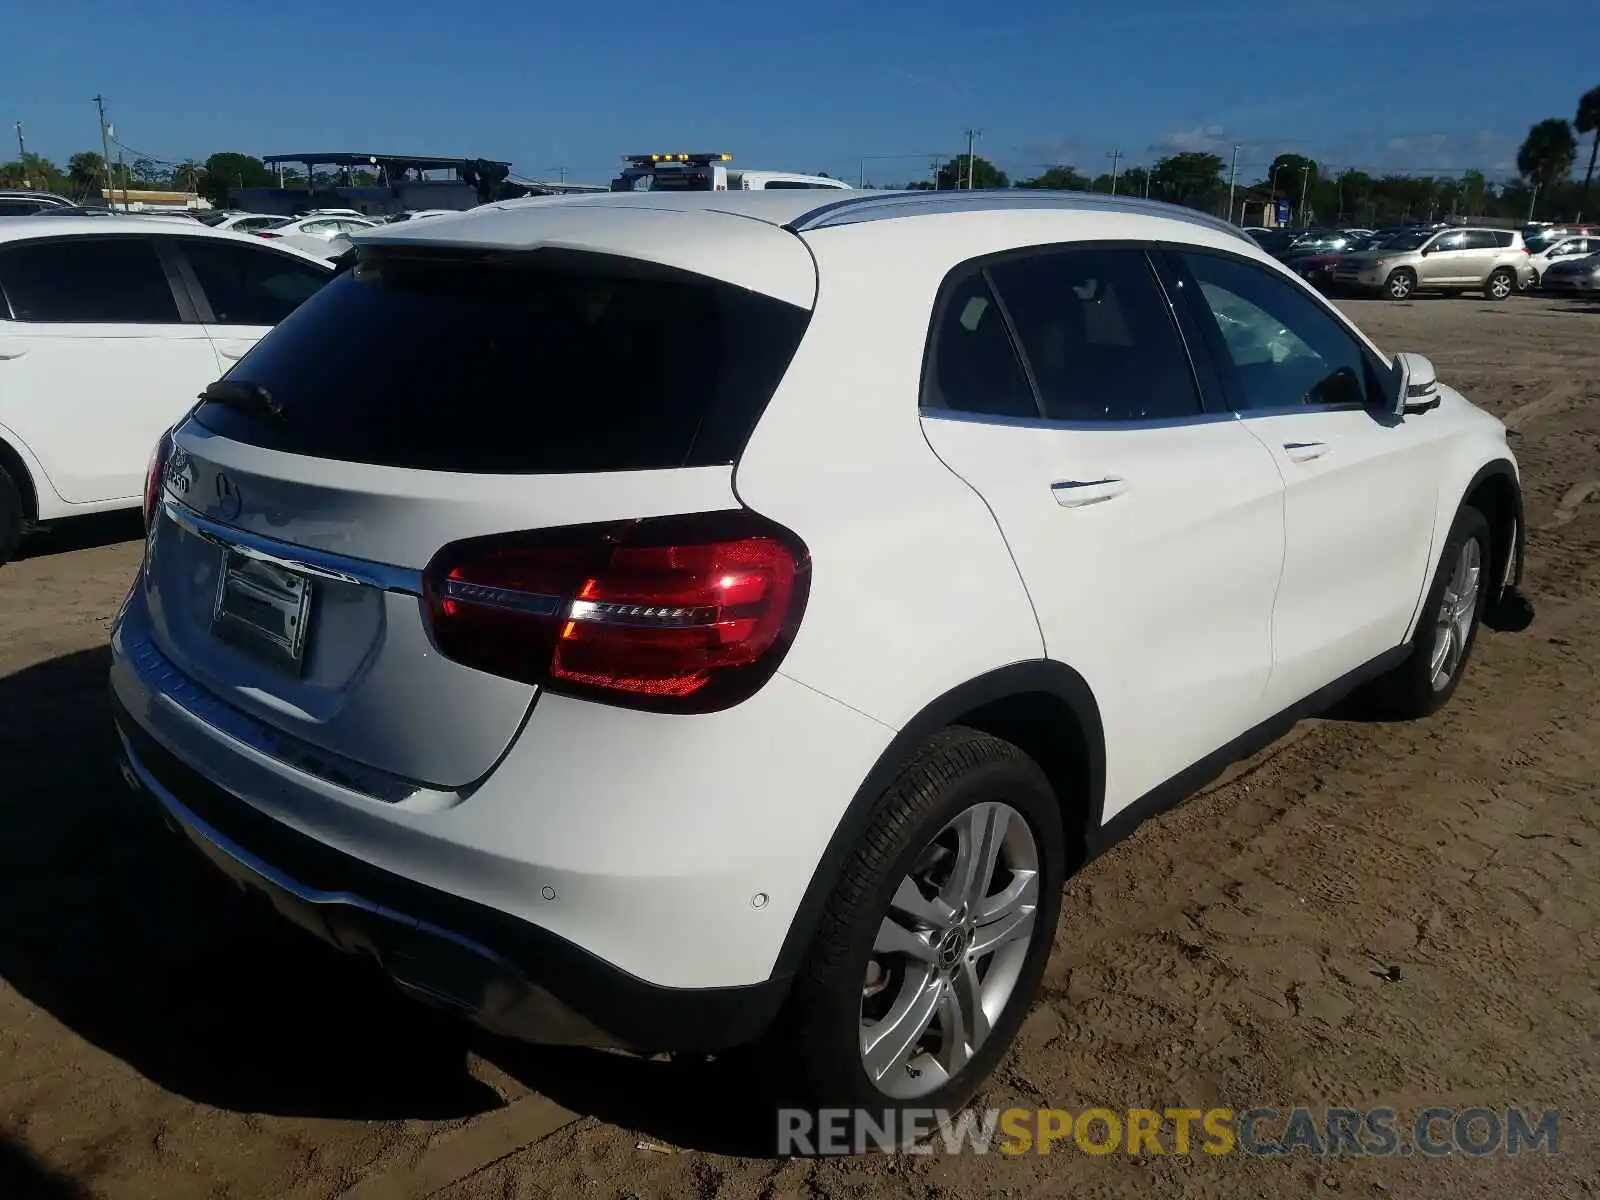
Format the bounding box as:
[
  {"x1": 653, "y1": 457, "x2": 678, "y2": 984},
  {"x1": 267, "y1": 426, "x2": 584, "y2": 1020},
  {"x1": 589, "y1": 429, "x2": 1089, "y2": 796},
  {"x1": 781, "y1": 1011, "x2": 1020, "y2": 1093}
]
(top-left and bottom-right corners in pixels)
[
  {"x1": 773, "y1": 728, "x2": 1065, "y2": 1130},
  {"x1": 1365, "y1": 506, "x2": 1492, "y2": 718},
  {"x1": 1484, "y1": 267, "x2": 1515, "y2": 301},
  {"x1": 0, "y1": 468, "x2": 23, "y2": 566},
  {"x1": 1384, "y1": 268, "x2": 1416, "y2": 301}
]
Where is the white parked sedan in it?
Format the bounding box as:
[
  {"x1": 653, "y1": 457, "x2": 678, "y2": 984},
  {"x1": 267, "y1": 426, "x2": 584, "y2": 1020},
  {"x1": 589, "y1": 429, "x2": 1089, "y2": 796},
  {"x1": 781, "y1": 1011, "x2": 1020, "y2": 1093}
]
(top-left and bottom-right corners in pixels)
[
  {"x1": 255, "y1": 214, "x2": 379, "y2": 259},
  {"x1": 199, "y1": 211, "x2": 294, "y2": 235},
  {"x1": 0, "y1": 218, "x2": 333, "y2": 560},
  {"x1": 112, "y1": 189, "x2": 1533, "y2": 1132}
]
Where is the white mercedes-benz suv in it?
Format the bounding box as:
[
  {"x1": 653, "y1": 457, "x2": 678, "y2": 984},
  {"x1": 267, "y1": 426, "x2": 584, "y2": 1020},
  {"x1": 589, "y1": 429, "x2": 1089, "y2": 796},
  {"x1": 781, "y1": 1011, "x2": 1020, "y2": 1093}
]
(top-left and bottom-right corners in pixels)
[{"x1": 110, "y1": 189, "x2": 1533, "y2": 1122}]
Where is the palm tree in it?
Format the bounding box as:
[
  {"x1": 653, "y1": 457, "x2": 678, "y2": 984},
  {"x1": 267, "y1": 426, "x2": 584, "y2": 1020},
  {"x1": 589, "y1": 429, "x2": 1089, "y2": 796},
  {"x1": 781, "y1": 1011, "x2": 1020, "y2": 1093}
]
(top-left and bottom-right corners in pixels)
[
  {"x1": 1576, "y1": 85, "x2": 1600, "y2": 220},
  {"x1": 66, "y1": 151, "x2": 106, "y2": 202},
  {"x1": 1517, "y1": 118, "x2": 1578, "y2": 216}
]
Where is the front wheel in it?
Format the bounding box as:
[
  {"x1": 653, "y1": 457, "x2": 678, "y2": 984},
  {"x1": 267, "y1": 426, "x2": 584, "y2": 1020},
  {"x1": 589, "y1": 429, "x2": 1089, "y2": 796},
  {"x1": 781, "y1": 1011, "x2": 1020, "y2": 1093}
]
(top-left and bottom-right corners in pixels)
[
  {"x1": 1364, "y1": 506, "x2": 1491, "y2": 718},
  {"x1": 1484, "y1": 268, "x2": 1515, "y2": 300},
  {"x1": 1384, "y1": 268, "x2": 1416, "y2": 301},
  {"x1": 775, "y1": 728, "x2": 1065, "y2": 1130}
]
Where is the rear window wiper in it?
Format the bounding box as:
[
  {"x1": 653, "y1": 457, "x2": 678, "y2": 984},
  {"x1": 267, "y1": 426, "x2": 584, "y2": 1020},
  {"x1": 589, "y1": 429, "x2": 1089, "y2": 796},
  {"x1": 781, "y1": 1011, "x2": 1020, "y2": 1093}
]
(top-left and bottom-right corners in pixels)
[{"x1": 199, "y1": 379, "x2": 285, "y2": 425}]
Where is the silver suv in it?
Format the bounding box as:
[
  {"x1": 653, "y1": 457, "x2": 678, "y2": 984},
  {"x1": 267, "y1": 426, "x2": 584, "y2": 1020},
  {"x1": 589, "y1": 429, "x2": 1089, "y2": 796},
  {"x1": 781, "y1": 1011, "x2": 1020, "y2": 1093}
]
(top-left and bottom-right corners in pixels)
[{"x1": 1334, "y1": 227, "x2": 1533, "y2": 301}]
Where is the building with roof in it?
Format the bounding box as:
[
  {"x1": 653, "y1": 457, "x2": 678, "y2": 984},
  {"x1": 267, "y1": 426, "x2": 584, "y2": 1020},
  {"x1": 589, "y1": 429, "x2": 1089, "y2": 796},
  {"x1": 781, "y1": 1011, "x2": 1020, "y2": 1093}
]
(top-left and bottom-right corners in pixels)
[{"x1": 229, "y1": 152, "x2": 604, "y2": 217}]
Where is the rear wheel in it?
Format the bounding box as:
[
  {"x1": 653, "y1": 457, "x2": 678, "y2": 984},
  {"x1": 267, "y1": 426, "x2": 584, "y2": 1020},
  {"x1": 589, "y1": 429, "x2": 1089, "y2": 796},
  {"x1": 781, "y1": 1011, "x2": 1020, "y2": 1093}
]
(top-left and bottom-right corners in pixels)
[
  {"x1": 1484, "y1": 268, "x2": 1515, "y2": 300},
  {"x1": 0, "y1": 468, "x2": 23, "y2": 566},
  {"x1": 775, "y1": 728, "x2": 1065, "y2": 1132},
  {"x1": 1384, "y1": 268, "x2": 1416, "y2": 301}
]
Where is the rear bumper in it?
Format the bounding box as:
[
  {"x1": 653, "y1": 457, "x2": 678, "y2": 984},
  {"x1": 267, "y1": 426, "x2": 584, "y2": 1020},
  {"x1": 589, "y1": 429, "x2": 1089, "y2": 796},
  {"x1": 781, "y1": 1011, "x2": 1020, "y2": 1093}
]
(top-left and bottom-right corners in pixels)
[{"x1": 113, "y1": 697, "x2": 789, "y2": 1051}]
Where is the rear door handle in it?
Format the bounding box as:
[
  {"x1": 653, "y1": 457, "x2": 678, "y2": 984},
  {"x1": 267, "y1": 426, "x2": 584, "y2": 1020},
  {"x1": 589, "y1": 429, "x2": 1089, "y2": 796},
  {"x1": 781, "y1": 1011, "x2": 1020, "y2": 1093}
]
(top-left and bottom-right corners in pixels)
[
  {"x1": 0, "y1": 349, "x2": 27, "y2": 360},
  {"x1": 1284, "y1": 442, "x2": 1330, "y2": 463},
  {"x1": 219, "y1": 348, "x2": 248, "y2": 360},
  {"x1": 1051, "y1": 477, "x2": 1126, "y2": 508}
]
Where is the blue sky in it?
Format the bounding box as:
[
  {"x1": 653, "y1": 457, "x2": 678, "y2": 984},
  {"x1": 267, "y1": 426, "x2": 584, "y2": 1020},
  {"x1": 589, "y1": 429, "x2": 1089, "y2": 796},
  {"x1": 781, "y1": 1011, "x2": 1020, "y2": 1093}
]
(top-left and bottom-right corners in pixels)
[{"x1": 4, "y1": 0, "x2": 1595, "y2": 186}]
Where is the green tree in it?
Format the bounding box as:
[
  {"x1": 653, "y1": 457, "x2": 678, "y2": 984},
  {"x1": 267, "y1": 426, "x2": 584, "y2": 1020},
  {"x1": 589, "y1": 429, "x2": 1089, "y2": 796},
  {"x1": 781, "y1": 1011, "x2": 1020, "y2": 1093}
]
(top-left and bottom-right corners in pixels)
[
  {"x1": 199, "y1": 151, "x2": 275, "y2": 205},
  {"x1": 935, "y1": 154, "x2": 1008, "y2": 189},
  {"x1": 1516, "y1": 118, "x2": 1578, "y2": 194},
  {"x1": 128, "y1": 157, "x2": 170, "y2": 188},
  {"x1": 0, "y1": 153, "x2": 68, "y2": 193},
  {"x1": 67, "y1": 151, "x2": 107, "y2": 200},
  {"x1": 1015, "y1": 165, "x2": 1090, "y2": 190},
  {"x1": 1575, "y1": 84, "x2": 1600, "y2": 219},
  {"x1": 1264, "y1": 153, "x2": 1317, "y2": 196},
  {"x1": 1151, "y1": 152, "x2": 1224, "y2": 209},
  {"x1": 173, "y1": 160, "x2": 204, "y2": 194}
]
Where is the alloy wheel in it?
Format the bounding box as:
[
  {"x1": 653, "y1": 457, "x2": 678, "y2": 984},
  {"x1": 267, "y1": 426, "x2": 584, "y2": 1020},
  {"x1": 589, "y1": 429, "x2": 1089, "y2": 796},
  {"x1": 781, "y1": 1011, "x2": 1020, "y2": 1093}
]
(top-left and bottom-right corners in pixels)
[
  {"x1": 1430, "y1": 537, "x2": 1482, "y2": 691},
  {"x1": 860, "y1": 801, "x2": 1040, "y2": 1099}
]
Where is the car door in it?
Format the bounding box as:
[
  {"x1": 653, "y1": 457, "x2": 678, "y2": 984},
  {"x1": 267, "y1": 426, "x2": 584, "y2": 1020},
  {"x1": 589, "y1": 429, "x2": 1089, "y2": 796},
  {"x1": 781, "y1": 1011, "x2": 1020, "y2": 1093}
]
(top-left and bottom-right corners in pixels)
[
  {"x1": 1417, "y1": 230, "x2": 1471, "y2": 285},
  {"x1": 167, "y1": 236, "x2": 333, "y2": 370},
  {"x1": 0, "y1": 234, "x2": 217, "y2": 506},
  {"x1": 1170, "y1": 247, "x2": 1450, "y2": 711},
  {"x1": 917, "y1": 245, "x2": 1287, "y2": 816}
]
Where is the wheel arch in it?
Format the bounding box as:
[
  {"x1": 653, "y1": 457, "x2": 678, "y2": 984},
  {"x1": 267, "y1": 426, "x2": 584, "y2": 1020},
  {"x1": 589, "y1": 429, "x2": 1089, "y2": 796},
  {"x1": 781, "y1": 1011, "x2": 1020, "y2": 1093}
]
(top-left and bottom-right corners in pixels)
[
  {"x1": 769, "y1": 659, "x2": 1106, "y2": 980},
  {"x1": 0, "y1": 432, "x2": 40, "y2": 524},
  {"x1": 1460, "y1": 458, "x2": 1527, "y2": 627}
]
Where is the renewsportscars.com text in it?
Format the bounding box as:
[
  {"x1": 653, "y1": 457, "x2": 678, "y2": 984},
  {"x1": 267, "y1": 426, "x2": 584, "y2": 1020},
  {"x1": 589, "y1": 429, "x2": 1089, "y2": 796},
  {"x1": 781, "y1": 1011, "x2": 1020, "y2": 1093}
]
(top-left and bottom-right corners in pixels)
[{"x1": 777, "y1": 1105, "x2": 1560, "y2": 1157}]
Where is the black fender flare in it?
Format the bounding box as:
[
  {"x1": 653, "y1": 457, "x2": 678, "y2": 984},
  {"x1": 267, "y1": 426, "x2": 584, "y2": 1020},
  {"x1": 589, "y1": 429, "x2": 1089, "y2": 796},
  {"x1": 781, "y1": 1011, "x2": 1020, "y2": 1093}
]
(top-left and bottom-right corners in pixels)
[
  {"x1": 767, "y1": 659, "x2": 1105, "y2": 980},
  {"x1": 1459, "y1": 458, "x2": 1532, "y2": 632}
]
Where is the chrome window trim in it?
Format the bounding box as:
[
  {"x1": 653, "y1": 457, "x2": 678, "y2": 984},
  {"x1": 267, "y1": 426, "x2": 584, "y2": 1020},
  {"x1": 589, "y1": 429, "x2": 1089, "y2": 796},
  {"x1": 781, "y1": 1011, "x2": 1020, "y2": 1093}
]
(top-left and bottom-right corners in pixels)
[{"x1": 162, "y1": 496, "x2": 424, "y2": 596}]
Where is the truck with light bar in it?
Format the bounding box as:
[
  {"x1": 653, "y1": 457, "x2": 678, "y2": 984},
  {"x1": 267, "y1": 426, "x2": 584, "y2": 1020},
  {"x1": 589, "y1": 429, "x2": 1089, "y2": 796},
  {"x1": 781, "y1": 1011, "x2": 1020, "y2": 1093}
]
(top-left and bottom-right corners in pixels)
[{"x1": 609, "y1": 153, "x2": 849, "y2": 193}]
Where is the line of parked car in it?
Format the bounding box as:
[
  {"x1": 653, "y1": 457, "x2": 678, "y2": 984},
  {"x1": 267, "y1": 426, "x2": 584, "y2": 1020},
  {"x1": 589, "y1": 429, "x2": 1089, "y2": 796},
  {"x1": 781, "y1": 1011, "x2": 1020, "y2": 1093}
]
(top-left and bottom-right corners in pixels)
[{"x1": 1247, "y1": 220, "x2": 1600, "y2": 300}]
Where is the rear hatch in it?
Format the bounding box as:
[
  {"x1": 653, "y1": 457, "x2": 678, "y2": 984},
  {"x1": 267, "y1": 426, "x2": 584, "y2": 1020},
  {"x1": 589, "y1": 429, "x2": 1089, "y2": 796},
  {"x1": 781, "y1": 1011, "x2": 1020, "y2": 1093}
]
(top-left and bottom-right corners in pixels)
[{"x1": 142, "y1": 215, "x2": 815, "y2": 790}]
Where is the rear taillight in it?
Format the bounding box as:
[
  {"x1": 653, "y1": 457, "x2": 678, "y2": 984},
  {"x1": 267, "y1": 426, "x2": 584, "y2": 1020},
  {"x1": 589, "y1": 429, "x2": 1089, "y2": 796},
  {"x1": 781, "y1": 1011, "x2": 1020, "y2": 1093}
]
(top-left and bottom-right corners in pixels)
[
  {"x1": 422, "y1": 511, "x2": 810, "y2": 712},
  {"x1": 143, "y1": 429, "x2": 173, "y2": 530},
  {"x1": 255, "y1": 231, "x2": 281, "y2": 238}
]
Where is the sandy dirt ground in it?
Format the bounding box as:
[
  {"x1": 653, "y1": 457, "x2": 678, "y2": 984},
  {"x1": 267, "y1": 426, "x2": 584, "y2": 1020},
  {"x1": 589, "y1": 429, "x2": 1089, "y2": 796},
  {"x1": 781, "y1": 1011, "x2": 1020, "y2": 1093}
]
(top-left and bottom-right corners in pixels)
[{"x1": 1, "y1": 296, "x2": 1597, "y2": 1199}]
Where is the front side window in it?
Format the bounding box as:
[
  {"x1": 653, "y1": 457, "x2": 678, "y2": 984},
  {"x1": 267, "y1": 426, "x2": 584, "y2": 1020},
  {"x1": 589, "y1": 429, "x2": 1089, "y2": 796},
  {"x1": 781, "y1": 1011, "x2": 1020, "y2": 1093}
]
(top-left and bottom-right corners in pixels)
[
  {"x1": 1428, "y1": 231, "x2": 1469, "y2": 253},
  {"x1": 0, "y1": 236, "x2": 179, "y2": 323},
  {"x1": 987, "y1": 248, "x2": 1203, "y2": 422},
  {"x1": 1178, "y1": 251, "x2": 1374, "y2": 412},
  {"x1": 178, "y1": 238, "x2": 330, "y2": 325}
]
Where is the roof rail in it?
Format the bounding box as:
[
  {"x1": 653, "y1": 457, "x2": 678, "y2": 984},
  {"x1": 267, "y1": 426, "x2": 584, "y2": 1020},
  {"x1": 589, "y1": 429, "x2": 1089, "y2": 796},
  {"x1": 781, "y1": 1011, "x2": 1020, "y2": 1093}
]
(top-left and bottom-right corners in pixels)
[{"x1": 788, "y1": 189, "x2": 1257, "y2": 245}]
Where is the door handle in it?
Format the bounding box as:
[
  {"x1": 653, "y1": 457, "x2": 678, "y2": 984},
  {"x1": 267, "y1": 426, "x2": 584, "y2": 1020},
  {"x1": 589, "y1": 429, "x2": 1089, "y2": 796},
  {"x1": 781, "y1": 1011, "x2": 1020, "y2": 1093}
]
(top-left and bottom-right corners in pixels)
[
  {"x1": 219, "y1": 348, "x2": 248, "y2": 360},
  {"x1": 1051, "y1": 477, "x2": 1126, "y2": 508},
  {"x1": 0, "y1": 349, "x2": 27, "y2": 360},
  {"x1": 1283, "y1": 442, "x2": 1330, "y2": 463}
]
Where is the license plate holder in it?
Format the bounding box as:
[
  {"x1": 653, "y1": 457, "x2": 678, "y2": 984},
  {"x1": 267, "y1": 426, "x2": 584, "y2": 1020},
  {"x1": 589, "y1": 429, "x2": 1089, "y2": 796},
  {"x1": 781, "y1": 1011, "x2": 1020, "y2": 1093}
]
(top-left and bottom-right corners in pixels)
[{"x1": 211, "y1": 550, "x2": 314, "y2": 673}]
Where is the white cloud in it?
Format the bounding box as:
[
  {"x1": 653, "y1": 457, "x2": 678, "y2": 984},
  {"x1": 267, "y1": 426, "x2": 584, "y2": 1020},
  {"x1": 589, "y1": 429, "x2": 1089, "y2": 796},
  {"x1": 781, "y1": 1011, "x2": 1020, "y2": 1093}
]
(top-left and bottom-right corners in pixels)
[{"x1": 1155, "y1": 125, "x2": 1231, "y2": 155}]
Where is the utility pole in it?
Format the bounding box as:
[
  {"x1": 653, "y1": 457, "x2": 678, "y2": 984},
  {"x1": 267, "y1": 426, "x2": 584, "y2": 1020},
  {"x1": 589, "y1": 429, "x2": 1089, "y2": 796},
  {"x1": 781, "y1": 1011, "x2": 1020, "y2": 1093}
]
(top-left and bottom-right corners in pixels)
[
  {"x1": 962, "y1": 128, "x2": 981, "y2": 188},
  {"x1": 1106, "y1": 149, "x2": 1122, "y2": 195},
  {"x1": 1143, "y1": 167, "x2": 1151, "y2": 198},
  {"x1": 1227, "y1": 144, "x2": 1240, "y2": 225},
  {"x1": 92, "y1": 95, "x2": 114, "y2": 208},
  {"x1": 1297, "y1": 162, "x2": 1311, "y2": 225},
  {"x1": 14, "y1": 122, "x2": 27, "y2": 187},
  {"x1": 858, "y1": 156, "x2": 865, "y2": 189},
  {"x1": 1527, "y1": 182, "x2": 1541, "y2": 222}
]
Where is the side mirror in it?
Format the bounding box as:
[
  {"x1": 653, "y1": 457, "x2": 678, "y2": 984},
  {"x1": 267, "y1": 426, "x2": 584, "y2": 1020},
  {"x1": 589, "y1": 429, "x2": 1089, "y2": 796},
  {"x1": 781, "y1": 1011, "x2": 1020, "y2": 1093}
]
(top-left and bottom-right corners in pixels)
[{"x1": 1393, "y1": 352, "x2": 1440, "y2": 416}]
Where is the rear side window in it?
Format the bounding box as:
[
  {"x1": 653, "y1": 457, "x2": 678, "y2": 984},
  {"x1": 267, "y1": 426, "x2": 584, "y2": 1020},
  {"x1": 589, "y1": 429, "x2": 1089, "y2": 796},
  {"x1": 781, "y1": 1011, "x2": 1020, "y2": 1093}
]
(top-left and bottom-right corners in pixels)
[
  {"x1": 921, "y1": 265, "x2": 1038, "y2": 419},
  {"x1": 1461, "y1": 231, "x2": 1503, "y2": 250},
  {"x1": 191, "y1": 250, "x2": 811, "y2": 473},
  {"x1": 0, "y1": 236, "x2": 179, "y2": 323},
  {"x1": 988, "y1": 248, "x2": 1202, "y2": 422},
  {"x1": 179, "y1": 238, "x2": 330, "y2": 325},
  {"x1": 0, "y1": 200, "x2": 46, "y2": 216}
]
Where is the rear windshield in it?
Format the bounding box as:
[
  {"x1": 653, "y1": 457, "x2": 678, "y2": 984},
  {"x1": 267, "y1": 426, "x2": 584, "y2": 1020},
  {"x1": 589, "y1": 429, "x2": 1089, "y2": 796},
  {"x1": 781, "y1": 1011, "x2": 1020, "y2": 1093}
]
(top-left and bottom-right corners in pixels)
[{"x1": 191, "y1": 250, "x2": 811, "y2": 473}]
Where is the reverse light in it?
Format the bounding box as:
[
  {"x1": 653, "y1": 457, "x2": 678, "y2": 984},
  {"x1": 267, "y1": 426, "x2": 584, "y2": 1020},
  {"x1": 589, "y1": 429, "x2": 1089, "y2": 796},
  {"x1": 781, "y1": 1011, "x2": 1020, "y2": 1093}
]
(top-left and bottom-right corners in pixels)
[{"x1": 422, "y1": 510, "x2": 810, "y2": 712}]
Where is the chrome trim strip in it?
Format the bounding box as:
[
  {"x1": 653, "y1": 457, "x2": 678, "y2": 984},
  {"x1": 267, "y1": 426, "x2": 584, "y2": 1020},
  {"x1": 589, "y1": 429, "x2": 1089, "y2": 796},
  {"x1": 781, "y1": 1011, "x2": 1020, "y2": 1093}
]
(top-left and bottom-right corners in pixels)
[
  {"x1": 117, "y1": 731, "x2": 511, "y2": 968},
  {"x1": 791, "y1": 190, "x2": 1257, "y2": 246},
  {"x1": 162, "y1": 497, "x2": 424, "y2": 596},
  {"x1": 920, "y1": 407, "x2": 1241, "y2": 432},
  {"x1": 118, "y1": 621, "x2": 428, "y2": 803}
]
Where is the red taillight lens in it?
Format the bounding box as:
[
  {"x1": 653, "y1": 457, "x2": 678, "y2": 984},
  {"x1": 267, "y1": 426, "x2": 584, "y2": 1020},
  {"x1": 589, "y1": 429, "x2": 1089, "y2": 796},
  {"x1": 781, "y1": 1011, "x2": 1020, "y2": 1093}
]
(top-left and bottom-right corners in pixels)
[
  {"x1": 422, "y1": 511, "x2": 810, "y2": 712},
  {"x1": 143, "y1": 429, "x2": 173, "y2": 530},
  {"x1": 255, "y1": 231, "x2": 282, "y2": 238}
]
